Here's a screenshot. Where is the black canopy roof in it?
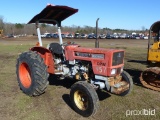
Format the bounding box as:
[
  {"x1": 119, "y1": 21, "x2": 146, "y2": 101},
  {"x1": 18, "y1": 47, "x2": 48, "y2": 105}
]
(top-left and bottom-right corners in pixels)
[
  {"x1": 28, "y1": 4, "x2": 78, "y2": 26},
  {"x1": 150, "y1": 21, "x2": 160, "y2": 33}
]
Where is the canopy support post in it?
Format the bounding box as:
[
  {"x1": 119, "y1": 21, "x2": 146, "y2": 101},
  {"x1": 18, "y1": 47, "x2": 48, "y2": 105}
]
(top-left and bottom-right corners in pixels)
[{"x1": 36, "y1": 21, "x2": 42, "y2": 46}]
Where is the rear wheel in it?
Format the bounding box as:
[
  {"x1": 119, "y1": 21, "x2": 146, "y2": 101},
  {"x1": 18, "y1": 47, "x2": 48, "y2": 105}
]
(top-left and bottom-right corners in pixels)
[
  {"x1": 70, "y1": 81, "x2": 99, "y2": 117},
  {"x1": 16, "y1": 51, "x2": 49, "y2": 96}
]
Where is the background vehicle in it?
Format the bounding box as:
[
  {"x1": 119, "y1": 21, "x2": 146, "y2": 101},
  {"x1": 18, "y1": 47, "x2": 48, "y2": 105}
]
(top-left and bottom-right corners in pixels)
[
  {"x1": 125, "y1": 34, "x2": 130, "y2": 39},
  {"x1": 113, "y1": 34, "x2": 119, "y2": 39},
  {"x1": 51, "y1": 33, "x2": 59, "y2": 38},
  {"x1": 106, "y1": 34, "x2": 114, "y2": 39},
  {"x1": 99, "y1": 34, "x2": 106, "y2": 39},
  {"x1": 120, "y1": 34, "x2": 127, "y2": 39},
  {"x1": 140, "y1": 20, "x2": 160, "y2": 91},
  {"x1": 74, "y1": 32, "x2": 80, "y2": 38},
  {"x1": 130, "y1": 35, "x2": 136, "y2": 39},
  {"x1": 16, "y1": 4, "x2": 133, "y2": 117},
  {"x1": 66, "y1": 33, "x2": 74, "y2": 38},
  {"x1": 45, "y1": 33, "x2": 52, "y2": 38},
  {"x1": 87, "y1": 34, "x2": 95, "y2": 39},
  {"x1": 143, "y1": 36, "x2": 148, "y2": 39},
  {"x1": 6, "y1": 34, "x2": 14, "y2": 38},
  {"x1": 80, "y1": 33, "x2": 87, "y2": 39},
  {"x1": 135, "y1": 34, "x2": 140, "y2": 39},
  {"x1": 41, "y1": 32, "x2": 50, "y2": 38},
  {"x1": 61, "y1": 33, "x2": 66, "y2": 39}
]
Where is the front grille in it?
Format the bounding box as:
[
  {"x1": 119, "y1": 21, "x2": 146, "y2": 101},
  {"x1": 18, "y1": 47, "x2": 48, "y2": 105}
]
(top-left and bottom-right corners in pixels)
[{"x1": 112, "y1": 51, "x2": 124, "y2": 66}]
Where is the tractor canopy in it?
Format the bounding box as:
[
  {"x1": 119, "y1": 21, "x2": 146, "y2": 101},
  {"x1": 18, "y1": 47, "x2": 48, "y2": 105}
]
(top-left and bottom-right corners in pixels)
[
  {"x1": 150, "y1": 21, "x2": 160, "y2": 33},
  {"x1": 28, "y1": 4, "x2": 78, "y2": 26}
]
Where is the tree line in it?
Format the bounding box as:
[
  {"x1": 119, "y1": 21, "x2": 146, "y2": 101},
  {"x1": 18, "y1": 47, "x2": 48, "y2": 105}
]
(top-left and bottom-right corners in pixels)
[{"x1": 0, "y1": 16, "x2": 147, "y2": 36}]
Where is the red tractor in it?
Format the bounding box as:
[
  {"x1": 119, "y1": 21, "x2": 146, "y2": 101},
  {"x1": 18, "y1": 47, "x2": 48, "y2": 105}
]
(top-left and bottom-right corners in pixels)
[{"x1": 16, "y1": 4, "x2": 133, "y2": 117}]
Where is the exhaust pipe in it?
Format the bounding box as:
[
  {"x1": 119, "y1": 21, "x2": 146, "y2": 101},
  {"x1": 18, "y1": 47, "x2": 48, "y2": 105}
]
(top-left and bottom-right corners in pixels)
[{"x1": 95, "y1": 18, "x2": 99, "y2": 48}]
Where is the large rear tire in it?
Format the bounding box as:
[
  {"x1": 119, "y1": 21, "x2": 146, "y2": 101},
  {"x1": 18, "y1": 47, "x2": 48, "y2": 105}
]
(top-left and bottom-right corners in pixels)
[
  {"x1": 70, "y1": 81, "x2": 99, "y2": 117},
  {"x1": 16, "y1": 51, "x2": 49, "y2": 96}
]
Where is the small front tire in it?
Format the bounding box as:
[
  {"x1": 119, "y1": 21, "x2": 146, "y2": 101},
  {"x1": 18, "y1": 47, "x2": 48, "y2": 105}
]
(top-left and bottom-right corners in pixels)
[
  {"x1": 119, "y1": 71, "x2": 133, "y2": 96},
  {"x1": 70, "y1": 81, "x2": 99, "y2": 117}
]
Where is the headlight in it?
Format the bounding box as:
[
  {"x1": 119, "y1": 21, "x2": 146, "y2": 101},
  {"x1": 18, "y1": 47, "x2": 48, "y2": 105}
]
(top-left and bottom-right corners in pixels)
[
  {"x1": 111, "y1": 68, "x2": 116, "y2": 75},
  {"x1": 121, "y1": 66, "x2": 124, "y2": 73},
  {"x1": 111, "y1": 66, "x2": 123, "y2": 75}
]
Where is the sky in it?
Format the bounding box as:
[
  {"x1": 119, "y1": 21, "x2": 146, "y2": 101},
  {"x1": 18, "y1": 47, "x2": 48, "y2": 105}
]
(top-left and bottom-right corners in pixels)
[{"x1": 0, "y1": 0, "x2": 160, "y2": 30}]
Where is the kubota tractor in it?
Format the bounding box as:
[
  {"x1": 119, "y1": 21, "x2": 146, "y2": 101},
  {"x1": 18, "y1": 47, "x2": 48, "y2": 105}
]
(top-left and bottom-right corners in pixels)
[
  {"x1": 16, "y1": 4, "x2": 133, "y2": 117},
  {"x1": 140, "y1": 21, "x2": 160, "y2": 92}
]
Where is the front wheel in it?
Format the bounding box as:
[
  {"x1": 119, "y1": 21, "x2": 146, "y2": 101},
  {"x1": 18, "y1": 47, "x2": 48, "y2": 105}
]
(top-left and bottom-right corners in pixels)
[
  {"x1": 70, "y1": 81, "x2": 99, "y2": 117},
  {"x1": 119, "y1": 71, "x2": 133, "y2": 96}
]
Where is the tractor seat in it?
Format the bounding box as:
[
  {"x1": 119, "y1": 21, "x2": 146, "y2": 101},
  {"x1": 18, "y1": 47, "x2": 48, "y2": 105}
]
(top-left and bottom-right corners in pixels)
[{"x1": 48, "y1": 43, "x2": 63, "y2": 54}]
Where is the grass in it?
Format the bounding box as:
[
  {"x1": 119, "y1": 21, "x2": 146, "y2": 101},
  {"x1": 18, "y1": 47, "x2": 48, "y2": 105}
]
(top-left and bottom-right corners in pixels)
[{"x1": 0, "y1": 38, "x2": 159, "y2": 120}]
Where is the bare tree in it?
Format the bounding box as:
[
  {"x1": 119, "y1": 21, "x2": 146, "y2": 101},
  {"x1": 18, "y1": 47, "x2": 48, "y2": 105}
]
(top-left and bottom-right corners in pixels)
[
  {"x1": 0, "y1": 16, "x2": 4, "y2": 29},
  {"x1": 142, "y1": 26, "x2": 146, "y2": 32}
]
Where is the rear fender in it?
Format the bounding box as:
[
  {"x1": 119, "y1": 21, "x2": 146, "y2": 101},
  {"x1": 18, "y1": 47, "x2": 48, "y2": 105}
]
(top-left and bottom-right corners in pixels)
[{"x1": 30, "y1": 47, "x2": 54, "y2": 74}]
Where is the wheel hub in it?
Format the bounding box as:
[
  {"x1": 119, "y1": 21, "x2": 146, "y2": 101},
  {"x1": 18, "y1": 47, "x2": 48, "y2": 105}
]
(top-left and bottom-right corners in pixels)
[
  {"x1": 74, "y1": 90, "x2": 88, "y2": 111},
  {"x1": 19, "y1": 62, "x2": 31, "y2": 88}
]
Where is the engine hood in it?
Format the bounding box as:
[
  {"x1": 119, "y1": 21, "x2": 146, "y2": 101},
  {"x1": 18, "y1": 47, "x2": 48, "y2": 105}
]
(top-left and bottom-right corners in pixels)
[{"x1": 73, "y1": 47, "x2": 124, "y2": 54}]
